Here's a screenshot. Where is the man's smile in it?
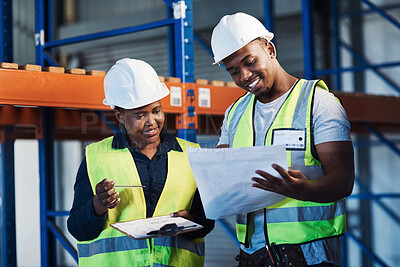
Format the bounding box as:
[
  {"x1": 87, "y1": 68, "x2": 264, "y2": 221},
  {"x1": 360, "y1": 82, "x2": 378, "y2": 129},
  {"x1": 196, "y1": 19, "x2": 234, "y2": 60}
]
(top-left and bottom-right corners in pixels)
[{"x1": 244, "y1": 76, "x2": 261, "y2": 91}]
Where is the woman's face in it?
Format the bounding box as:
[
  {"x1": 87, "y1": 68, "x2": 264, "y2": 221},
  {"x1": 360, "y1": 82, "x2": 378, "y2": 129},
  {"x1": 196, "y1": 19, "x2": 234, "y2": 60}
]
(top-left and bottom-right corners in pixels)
[{"x1": 115, "y1": 101, "x2": 165, "y2": 150}]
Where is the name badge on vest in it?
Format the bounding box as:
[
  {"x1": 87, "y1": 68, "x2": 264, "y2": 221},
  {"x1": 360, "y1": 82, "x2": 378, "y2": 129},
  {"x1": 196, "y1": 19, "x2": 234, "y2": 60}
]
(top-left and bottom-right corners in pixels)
[{"x1": 272, "y1": 129, "x2": 306, "y2": 150}]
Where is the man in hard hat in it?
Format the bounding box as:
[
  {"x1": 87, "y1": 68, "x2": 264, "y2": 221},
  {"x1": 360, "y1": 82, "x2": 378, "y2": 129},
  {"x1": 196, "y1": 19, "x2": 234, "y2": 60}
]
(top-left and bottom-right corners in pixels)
[
  {"x1": 67, "y1": 58, "x2": 214, "y2": 266},
  {"x1": 211, "y1": 12, "x2": 354, "y2": 267}
]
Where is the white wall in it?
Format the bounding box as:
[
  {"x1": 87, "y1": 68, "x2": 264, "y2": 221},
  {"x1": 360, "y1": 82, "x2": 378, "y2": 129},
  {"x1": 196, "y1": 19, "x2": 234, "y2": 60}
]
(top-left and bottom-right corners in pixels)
[
  {"x1": 14, "y1": 140, "x2": 83, "y2": 267},
  {"x1": 363, "y1": 6, "x2": 400, "y2": 96},
  {"x1": 15, "y1": 140, "x2": 40, "y2": 266}
]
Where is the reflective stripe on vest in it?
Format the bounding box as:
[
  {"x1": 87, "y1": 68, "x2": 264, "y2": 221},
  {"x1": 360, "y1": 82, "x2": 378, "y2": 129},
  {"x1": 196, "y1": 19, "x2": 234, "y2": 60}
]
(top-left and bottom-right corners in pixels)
[
  {"x1": 228, "y1": 79, "x2": 346, "y2": 245},
  {"x1": 152, "y1": 237, "x2": 205, "y2": 266},
  {"x1": 78, "y1": 236, "x2": 148, "y2": 257},
  {"x1": 78, "y1": 137, "x2": 204, "y2": 266}
]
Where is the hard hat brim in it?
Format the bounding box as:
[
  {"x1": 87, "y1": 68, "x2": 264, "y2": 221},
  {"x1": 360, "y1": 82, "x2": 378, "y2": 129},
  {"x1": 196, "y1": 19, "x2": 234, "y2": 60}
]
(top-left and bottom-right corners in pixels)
[
  {"x1": 103, "y1": 82, "x2": 170, "y2": 110},
  {"x1": 212, "y1": 35, "x2": 273, "y2": 65}
]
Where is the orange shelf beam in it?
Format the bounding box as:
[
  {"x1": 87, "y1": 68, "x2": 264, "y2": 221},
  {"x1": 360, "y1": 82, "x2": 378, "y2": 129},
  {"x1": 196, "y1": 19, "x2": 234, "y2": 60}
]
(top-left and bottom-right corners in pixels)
[
  {"x1": 194, "y1": 83, "x2": 244, "y2": 115},
  {"x1": 1, "y1": 67, "x2": 400, "y2": 138},
  {"x1": 0, "y1": 68, "x2": 185, "y2": 113},
  {"x1": 0, "y1": 68, "x2": 106, "y2": 109},
  {"x1": 335, "y1": 91, "x2": 400, "y2": 124}
]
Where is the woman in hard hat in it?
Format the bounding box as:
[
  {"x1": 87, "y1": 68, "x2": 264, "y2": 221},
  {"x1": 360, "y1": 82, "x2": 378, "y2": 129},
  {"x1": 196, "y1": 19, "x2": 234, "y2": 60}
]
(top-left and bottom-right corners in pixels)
[
  {"x1": 212, "y1": 13, "x2": 354, "y2": 267},
  {"x1": 67, "y1": 58, "x2": 214, "y2": 266}
]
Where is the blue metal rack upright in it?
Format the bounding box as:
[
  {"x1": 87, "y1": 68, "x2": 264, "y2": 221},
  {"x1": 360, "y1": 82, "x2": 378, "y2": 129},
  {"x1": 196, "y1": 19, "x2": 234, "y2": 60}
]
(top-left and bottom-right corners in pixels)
[
  {"x1": 0, "y1": 126, "x2": 17, "y2": 267},
  {"x1": 0, "y1": 0, "x2": 12, "y2": 63},
  {"x1": 32, "y1": 0, "x2": 195, "y2": 266},
  {"x1": 0, "y1": 1, "x2": 15, "y2": 266}
]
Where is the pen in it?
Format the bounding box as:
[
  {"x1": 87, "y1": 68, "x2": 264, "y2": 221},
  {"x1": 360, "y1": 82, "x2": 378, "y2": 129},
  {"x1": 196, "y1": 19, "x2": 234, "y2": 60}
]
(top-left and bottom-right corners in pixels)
[{"x1": 115, "y1": 185, "x2": 145, "y2": 188}]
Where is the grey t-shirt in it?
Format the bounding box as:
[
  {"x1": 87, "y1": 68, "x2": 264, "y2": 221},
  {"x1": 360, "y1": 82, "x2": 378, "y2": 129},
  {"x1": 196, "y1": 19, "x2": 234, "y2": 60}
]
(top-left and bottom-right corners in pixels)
[{"x1": 217, "y1": 86, "x2": 351, "y2": 265}]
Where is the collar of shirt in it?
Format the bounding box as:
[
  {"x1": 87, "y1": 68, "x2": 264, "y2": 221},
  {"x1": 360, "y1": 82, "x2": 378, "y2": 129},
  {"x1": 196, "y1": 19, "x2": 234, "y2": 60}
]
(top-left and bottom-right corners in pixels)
[{"x1": 111, "y1": 126, "x2": 183, "y2": 159}]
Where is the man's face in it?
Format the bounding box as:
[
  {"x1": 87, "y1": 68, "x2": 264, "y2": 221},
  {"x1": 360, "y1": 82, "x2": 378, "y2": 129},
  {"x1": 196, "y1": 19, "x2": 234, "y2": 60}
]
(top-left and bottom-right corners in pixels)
[
  {"x1": 223, "y1": 40, "x2": 277, "y2": 102},
  {"x1": 115, "y1": 101, "x2": 165, "y2": 149}
]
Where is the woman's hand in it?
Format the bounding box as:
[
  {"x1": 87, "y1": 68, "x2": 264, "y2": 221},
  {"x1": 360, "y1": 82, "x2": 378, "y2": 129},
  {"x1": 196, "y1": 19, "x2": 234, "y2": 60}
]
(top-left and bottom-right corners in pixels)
[{"x1": 93, "y1": 178, "x2": 120, "y2": 216}]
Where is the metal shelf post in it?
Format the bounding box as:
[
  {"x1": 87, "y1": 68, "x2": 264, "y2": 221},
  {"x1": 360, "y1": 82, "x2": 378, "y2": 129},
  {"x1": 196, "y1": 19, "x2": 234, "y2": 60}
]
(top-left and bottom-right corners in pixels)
[
  {"x1": 0, "y1": 126, "x2": 17, "y2": 267},
  {"x1": 172, "y1": 0, "x2": 194, "y2": 83},
  {"x1": 35, "y1": 0, "x2": 45, "y2": 66},
  {"x1": 302, "y1": 0, "x2": 315, "y2": 80},
  {"x1": 38, "y1": 108, "x2": 56, "y2": 267},
  {"x1": 0, "y1": 0, "x2": 12, "y2": 62},
  {"x1": 172, "y1": 0, "x2": 197, "y2": 142},
  {"x1": 263, "y1": 0, "x2": 275, "y2": 32},
  {"x1": 331, "y1": 0, "x2": 342, "y2": 90}
]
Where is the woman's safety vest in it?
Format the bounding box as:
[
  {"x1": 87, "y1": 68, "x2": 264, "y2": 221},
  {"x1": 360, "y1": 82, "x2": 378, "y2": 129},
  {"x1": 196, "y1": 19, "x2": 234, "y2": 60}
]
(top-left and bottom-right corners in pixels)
[
  {"x1": 227, "y1": 79, "x2": 346, "y2": 245},
  {"x1": 78, "y1": 137, "x2": 204, "y2": 267}
]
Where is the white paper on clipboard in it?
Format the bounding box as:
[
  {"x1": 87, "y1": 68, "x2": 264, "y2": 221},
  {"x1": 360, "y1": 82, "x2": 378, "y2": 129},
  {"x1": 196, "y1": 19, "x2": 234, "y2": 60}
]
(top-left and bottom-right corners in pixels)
[{"x1": 111, "y1": 215, "x2": 203, "y2": 239}]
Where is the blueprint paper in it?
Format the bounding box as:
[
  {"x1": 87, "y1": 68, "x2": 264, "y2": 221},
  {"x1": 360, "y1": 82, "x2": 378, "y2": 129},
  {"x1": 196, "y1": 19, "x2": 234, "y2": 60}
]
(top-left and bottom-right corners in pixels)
[{"x1": 187, "y1": 145, "x2": 288, "y2": 219}]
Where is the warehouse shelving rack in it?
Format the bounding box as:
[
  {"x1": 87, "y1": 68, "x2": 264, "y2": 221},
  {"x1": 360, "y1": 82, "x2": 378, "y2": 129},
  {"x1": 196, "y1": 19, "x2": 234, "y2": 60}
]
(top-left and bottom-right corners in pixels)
[
  {"x1": 1, "y1": 0, "x2": 203, "y2": 265},
  {"x1": 0, "y1": 0, "x2": 400, "y2": 266},
  {"x1": 302, "y1": 1, "x2": 400, "y2": 266}
]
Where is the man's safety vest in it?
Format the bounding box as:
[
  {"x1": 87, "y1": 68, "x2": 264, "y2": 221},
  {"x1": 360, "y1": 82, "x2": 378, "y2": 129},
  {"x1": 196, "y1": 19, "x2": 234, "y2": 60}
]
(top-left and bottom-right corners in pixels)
[
  {"x1": 227, "y1": 79, "x2": 346, "y2": 245},
  {"x1": 77, "y1": 136, "x2": 204, "y2": 267}
]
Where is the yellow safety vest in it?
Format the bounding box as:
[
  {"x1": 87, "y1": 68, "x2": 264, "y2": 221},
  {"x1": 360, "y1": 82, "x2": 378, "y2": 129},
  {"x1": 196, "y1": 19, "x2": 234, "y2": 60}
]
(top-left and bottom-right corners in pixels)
[
  {"x1": 77, "y1": 136, "x2": 205, "y2": 267},
  {"x1": 227, "y1": 79, "x2": 346, "y2": 245}
]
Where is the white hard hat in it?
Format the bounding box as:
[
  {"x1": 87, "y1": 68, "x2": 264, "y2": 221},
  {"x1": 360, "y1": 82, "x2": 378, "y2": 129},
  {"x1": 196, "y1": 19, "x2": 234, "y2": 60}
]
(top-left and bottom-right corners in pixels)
[
  {"x1": 211, "y1": 12, "x2": 274, "y2": 65},
  {"x1": 103, "y1": 58, "x2": 170, "y2": 109}
]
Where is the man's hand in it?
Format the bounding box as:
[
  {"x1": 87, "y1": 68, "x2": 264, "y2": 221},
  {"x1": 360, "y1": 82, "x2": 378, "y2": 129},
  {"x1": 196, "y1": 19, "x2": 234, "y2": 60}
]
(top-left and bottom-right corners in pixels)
[
  {"x1": 252, "y1": 164, "x2": 311, "y2": 201},
  {"x1": 93, "y1": 178, "x2": 120, "y2": 216},
  {"x1": 251, "y1": 141, "x2": 354, "y2": 203}
]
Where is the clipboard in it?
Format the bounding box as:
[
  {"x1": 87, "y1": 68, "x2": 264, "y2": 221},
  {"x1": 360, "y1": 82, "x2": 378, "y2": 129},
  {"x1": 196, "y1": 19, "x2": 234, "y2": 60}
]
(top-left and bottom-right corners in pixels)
[{"x1": 110, "y1": 215, "x2": 203, "y2": 240}]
